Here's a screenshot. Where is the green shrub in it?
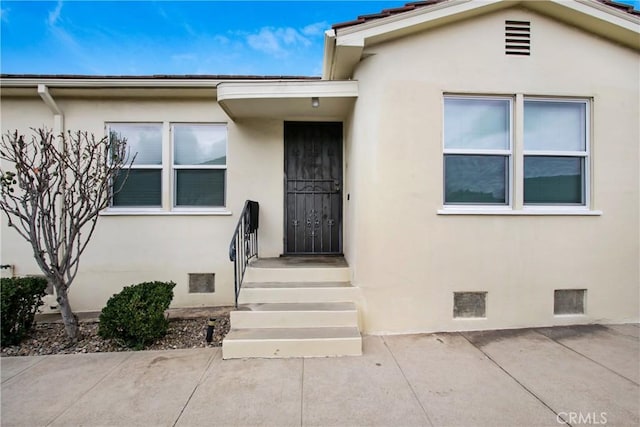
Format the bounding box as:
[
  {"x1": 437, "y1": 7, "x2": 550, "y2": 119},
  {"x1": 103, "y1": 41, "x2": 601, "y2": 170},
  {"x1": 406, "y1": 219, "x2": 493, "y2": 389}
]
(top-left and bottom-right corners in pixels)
[
  {"x1": 98, "y1": 281, "x2": 176, "y2": 349},
  {"x1": 1, "y1": 277, "x2": 48, "y2": 346}
]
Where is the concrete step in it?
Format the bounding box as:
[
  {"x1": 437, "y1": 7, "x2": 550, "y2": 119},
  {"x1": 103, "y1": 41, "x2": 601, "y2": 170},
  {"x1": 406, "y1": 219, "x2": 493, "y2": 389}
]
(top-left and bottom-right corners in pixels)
[
  {"x1": 222, "y1": 327, "x2": 362, "y2": 359},
  {"x1": 244, "y1": 265, "x2": 350, "y2": 283},
  {"x1": 231, "y1": 302, "x2": 358, "y2": 329},
  {"x1": 238, "y1": 282, "x2": 359, "y2": 304}
]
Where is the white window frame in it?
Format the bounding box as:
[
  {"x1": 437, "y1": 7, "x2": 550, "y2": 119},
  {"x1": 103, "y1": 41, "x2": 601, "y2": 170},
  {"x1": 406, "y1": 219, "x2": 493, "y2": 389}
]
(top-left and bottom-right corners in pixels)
[
  {"x1": 522, "y1": 97, "x2": 590, "y2": 209},
  {"x1": 442, "y1": 95, "x2": 514, "y2": 209},
  {"x1": 106, "y1": 122, "x2": 164, "y2": 211},
  {"x1": 439, "y1": 94, "x2": 599, "y2": 216},
  {"x1": 103, "y1": 121, "x2": 231, "y2": 216},
  {"x1": 171, "y1": 123, "x2": 228, "y2": 211}
]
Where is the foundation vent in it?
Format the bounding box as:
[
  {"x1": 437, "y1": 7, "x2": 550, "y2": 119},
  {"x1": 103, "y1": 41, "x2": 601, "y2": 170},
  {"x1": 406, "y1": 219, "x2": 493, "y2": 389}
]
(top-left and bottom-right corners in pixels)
[
  {"x1": 505, "y1": 20, "x2": 530, "y2": 55},
  {"x1": 453, "y1": 292, "x2": 487, "y2": 318},
  {"x1": 189, "y1": 273, "x2": 215, "y2": 293},
  {"x1": 554, "y1": 289, "x2": 585, "y2": 315}
]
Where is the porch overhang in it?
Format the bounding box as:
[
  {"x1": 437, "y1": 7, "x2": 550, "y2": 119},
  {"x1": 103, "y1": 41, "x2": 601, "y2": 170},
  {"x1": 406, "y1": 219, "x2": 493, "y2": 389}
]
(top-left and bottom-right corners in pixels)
[{"x1": 217, "y1": 80, "x2": 358, "y2": 121}]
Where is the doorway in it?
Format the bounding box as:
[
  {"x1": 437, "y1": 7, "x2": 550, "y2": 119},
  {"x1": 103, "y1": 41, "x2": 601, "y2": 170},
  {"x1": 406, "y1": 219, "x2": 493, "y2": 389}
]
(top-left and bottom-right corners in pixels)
[{"x1": 284, "y1": 122, "x2": 343, "y2": 254}]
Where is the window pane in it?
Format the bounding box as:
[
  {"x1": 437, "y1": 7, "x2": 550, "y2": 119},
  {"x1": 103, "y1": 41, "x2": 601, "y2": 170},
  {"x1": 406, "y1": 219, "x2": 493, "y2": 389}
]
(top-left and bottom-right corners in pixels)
[
  {"x1": 112, "y1": 170, "x2": 162, "y2": 206},
  {"x1": 174, "y1": 124, "x2": 227, "y2": 165},
  {"x1": 176, "y1": 170, "x2": 225, "y2": 207},
  {"x1": 444, "y1": 98, "x2": 510, "y2": 150},
  {"x1": 524, "y1": 156, "x2": 583, "y2": 204},
  {"x1": 109, "y1": 124, "x2": 162, "y2": 165},
  {"x1": 524, "y1": 101, "x2": 586, "y2": 151},
  {"x1": 444, "y1": 155, "x2": 508, "y2": 204}
]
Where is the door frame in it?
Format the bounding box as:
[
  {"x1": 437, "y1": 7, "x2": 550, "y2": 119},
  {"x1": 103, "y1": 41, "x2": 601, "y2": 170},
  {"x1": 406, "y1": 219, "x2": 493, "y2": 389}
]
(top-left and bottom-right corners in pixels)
[{"x1": 283, "y1": 121, "x2": 344, "y2": 256}]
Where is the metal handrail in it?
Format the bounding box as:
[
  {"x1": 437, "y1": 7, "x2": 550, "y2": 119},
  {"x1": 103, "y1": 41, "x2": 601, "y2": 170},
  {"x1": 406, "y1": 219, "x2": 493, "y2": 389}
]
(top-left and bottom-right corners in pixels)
[{"x1": 229, "y1": 200, "x2": 259, "y2": 307}]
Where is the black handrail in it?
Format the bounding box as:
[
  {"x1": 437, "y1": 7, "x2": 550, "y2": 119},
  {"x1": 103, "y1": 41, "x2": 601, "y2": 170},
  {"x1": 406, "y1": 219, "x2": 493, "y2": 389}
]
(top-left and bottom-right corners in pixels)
[{"x1": 229, "y1": 200, "x2": 259, "y2": 307}]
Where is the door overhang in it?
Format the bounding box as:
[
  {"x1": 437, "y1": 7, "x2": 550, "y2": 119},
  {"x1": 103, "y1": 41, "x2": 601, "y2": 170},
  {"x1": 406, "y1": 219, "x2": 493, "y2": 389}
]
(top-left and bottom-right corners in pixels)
[{"x1": 217, "y1": 80, "x2": 357, "y2": 121}]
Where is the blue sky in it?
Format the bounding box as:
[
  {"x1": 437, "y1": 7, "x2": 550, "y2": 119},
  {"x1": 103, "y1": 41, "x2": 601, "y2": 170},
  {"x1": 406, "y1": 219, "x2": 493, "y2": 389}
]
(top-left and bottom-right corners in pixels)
[{"x1": 1, "y1": 0, "x2": 638, "y2": 77}]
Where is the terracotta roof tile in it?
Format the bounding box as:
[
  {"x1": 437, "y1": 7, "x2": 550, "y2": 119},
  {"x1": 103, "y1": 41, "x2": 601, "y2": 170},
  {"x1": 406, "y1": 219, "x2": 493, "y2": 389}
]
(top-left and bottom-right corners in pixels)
[
  {"x1": 332, "y1": 0, "x2": 639, "y2": 30},
  {"x1": 598, "y1": 0, "x2": 640, "y2": 16},
  {"x1": 332, "y1": 0, "x2": 444, "y2": 30}
]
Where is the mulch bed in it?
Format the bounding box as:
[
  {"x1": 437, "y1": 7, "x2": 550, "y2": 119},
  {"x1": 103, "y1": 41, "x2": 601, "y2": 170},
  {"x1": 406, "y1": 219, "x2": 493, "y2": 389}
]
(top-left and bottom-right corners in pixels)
[{"x1": 1, "y1": 313, "x2": 230, "y2": 357}]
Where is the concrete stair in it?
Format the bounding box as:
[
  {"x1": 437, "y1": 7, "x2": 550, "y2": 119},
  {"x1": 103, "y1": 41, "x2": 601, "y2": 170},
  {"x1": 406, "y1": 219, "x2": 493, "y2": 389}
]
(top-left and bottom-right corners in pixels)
[{"x1": 222, "y1": 257, "x2": 362, "y2": 359}]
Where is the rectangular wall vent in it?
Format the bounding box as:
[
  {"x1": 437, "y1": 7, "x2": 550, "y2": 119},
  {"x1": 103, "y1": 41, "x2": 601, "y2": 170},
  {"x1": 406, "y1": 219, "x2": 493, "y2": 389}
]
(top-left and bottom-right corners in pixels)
[
  {"x1": 454, "y1": 292, "x2": 487, "y2": 318},
  {"x1": 554, "y1": 289, "x2": 586, "y2": 315},
  {"x1": 505, "y1": 20, "x2": 530, "y2": 55},
  {"x1": 189, "y1": 273, "x2": 215, "y2": 293}
]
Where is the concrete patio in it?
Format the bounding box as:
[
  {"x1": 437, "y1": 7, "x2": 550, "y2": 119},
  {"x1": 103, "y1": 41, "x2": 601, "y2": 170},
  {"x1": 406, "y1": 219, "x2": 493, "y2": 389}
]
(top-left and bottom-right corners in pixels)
[{"x1": 1, "y1": 324, "x2": 638, "y2": 426}]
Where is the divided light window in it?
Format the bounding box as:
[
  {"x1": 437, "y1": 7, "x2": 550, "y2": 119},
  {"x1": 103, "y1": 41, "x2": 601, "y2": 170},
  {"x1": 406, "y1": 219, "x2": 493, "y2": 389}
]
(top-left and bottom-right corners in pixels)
[
  {"x1": 172, "y1": 124, "x2": 227, "y2": 207},
  {"x1": 524, "y1": 99, "x2": 588, "y2": 205},
  {"x1": 443, "y1": 96, "x2": 512, "y2": 205},
  {"x1": 109, "y1": 123, "x2": 163, "y2": 207}
]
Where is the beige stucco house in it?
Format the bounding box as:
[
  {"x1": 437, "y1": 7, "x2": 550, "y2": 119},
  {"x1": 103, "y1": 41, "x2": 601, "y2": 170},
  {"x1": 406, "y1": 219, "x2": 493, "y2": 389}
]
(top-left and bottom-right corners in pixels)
[{"x1": 1, "y1": 0, "x2": 639, "y2": 357}]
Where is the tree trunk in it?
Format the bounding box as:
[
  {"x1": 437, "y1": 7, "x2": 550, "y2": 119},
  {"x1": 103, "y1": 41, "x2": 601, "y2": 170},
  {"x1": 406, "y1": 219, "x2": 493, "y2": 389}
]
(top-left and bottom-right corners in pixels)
[{"x1": 55, "y1": 284, "x2": 79, "y2": 342}]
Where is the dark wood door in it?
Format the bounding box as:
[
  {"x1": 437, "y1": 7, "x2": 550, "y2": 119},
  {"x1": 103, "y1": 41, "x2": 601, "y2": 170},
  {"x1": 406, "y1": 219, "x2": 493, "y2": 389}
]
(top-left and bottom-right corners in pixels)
[{"x1": 284, "y1": 122, "x2": 342, "y2": 254}]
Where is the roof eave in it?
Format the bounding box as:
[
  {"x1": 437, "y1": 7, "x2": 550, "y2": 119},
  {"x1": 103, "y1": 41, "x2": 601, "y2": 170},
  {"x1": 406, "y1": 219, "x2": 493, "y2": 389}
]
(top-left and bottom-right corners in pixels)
[
  {"x1": 326, "y1": 0, "x2": 640, "y2": 79},
  {"x1": 217, "y1": 80, "x2": 358, "y2": 120},
  {"x1": 0, "y1": 76, "x2": 318, "y2": 89}
]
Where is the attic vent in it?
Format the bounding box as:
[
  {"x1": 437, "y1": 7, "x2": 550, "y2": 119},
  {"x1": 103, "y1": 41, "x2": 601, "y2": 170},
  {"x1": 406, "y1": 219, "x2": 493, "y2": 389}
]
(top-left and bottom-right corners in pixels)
[{"x1": 505, "y1": 20, "x2": 530, "y2": 56}]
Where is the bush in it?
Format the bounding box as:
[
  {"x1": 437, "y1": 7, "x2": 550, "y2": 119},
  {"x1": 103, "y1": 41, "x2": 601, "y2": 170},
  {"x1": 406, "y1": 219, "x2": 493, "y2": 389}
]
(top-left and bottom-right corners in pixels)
[
  {"x1": 1, "y1": 277, "x2": 48, "y2": 346},
  {"x1": 98, "y1": 281, "x2": 176, "y2": 349}
]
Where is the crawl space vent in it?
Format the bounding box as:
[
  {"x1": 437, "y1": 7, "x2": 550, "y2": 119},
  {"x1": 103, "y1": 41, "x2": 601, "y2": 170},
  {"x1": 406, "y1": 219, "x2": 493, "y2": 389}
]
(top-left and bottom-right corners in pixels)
[
  {"x1": 505, "y1": 20, "x2": 531, "y2": 55},
  {"x1": 454, "y1": 292, "x2": 487, "y2": 318},
  {"x1": 189, "y1": 273, "x2": 215, "y2": 293},
  {"x1": 554, "y1": 289, "x2": 585, "y2": 315}
]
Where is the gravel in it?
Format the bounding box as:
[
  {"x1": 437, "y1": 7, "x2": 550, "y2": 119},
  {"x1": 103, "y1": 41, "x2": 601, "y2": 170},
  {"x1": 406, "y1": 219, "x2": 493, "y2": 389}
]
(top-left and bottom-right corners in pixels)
[{"x1": 1, "y1": 312, "x2": 230, "y2": 357}]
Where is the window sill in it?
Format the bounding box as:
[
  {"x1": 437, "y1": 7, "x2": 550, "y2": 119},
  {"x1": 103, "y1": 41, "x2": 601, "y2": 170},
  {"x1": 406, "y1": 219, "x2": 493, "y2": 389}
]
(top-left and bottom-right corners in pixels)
[
  {"x1": 438, "y1": 207, "x2": 602, "y2": 216},
  {"x1": 100, "y1": 209, "x2": 232, "y2": 216}
]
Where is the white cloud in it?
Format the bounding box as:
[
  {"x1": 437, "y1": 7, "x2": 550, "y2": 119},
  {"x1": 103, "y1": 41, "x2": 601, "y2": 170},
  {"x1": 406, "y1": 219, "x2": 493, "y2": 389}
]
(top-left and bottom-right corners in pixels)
[
  {"x1": 214, "y1": 35, "x2": 230, "y2": 45},
  {"x1": 302, "y1": 21, "x2": 328, "y2": 37},
  {"x1": 0, "y1": 7, "x2": 9, "y2": 23},
  {"x1": 47, "y1": 0, "x2": 63, "y2": 26},
  {"x1": 246, "y1": 26, "x2": 312, "y2": 58}
]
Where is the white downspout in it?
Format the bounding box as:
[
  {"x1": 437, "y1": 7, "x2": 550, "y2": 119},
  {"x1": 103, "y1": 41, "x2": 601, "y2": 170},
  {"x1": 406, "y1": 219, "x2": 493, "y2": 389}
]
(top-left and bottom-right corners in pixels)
[
  {"x1": 37, "y1": 84, "x2": 64, "y2": 135},
  {"x1": 36, "y1": 83, "x2": 64, "y2": 313}
]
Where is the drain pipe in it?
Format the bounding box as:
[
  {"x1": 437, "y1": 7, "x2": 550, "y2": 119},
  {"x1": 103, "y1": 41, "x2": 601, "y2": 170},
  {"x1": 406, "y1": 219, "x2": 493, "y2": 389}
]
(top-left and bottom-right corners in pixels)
[
  {"x1": 36, "y1": 84, "x2": 63, "y2": 313},
  {"x1": 37, "y1": 84, "x2": 64, "y2": 135}
]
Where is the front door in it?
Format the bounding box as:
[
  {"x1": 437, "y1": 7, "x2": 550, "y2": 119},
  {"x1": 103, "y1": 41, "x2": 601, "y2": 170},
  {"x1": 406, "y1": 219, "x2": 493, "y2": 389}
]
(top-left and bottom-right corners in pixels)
[{"x1": 284, "y1": 122, "x2": 342, "y2": 254}]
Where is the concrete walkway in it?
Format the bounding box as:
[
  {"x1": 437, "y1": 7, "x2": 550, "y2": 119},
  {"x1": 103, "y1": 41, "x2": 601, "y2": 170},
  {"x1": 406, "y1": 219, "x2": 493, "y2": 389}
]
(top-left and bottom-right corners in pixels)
[{"x1": 1, "y1": 324, "x2": 638, "y2": 427}]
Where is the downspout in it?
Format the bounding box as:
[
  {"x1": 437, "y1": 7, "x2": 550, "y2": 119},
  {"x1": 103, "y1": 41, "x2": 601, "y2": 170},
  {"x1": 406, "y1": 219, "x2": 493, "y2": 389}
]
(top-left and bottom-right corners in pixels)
[
  {"x1": 37, "y1": 84, "x2": 64, "y2": 135},
  {"x1": 322, "y1": 29, "x2": 337, "y2": 80},
  {"x1": 36, "y1": 84, "x2": 63, "y2": 313}
]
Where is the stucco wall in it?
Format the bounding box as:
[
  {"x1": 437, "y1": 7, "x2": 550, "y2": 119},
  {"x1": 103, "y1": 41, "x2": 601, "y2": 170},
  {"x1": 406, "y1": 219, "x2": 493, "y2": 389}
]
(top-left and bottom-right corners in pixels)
[
  {"x1": 344, "y1": 7, "x2": 639, "y2": 333},
  {"x1": 1, "y1": 94, "x2": 284, "y2": 311}
]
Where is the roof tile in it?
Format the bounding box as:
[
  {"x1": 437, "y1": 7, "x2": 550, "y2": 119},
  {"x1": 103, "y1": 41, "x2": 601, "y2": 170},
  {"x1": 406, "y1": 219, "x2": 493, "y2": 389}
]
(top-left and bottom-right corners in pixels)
[{"x1": 332, "y1": 0, "x2": 639, "y2": 30}]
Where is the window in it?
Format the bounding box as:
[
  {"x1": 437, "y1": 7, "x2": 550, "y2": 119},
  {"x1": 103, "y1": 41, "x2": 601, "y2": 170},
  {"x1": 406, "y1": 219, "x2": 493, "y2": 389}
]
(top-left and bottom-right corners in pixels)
[
  {"x1": 524, "y1": 99, "x2": 587, "y2": 205},
  {"x1": 109, "y1": 123, "x2": 162, "y2": 207},
  {"x1": 107, "y1": 122, "x2": 227, "y2": 211},
  {"x1": 173, "y1": 124, "x2": 227, "y2": 207},
  {"x1": 443, "y1": 96, "x2": 512, "y2": 205},
  {"x1": 442, "y1": 95, "x2": 591, "y2": 211}
]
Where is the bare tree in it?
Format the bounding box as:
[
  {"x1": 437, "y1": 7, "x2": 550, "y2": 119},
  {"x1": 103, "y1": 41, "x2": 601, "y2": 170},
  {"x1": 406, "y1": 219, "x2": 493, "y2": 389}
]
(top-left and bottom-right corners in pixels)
[{"x1": 0, "y1": 128, "x2": 130, "y2": 341}]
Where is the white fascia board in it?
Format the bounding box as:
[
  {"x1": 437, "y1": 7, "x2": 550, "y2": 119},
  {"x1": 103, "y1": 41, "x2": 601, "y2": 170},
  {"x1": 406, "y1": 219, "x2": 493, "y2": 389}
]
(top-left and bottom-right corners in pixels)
[
  {"x1": 561, "y1": 0, "x2": 640, "y2": 32},
  {"x1": 217, "y1": 80, "x2": 358, "y2": 102},
  {"x1": 1, "y1": 78, "x2": 225, "y2": 88},
  {"x1": 335, "y1": 0, "x2": 502, "y2": 47},
  {"x1": 335, "y1": 0, "x2": 638, "y2": 46}
]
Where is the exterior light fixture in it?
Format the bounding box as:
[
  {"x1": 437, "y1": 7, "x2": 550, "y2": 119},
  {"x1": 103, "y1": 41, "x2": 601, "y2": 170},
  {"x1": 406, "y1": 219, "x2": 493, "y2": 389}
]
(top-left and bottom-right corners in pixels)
[{"x1": 311, "y1": 97, "x2": 320, "y2": 108}]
